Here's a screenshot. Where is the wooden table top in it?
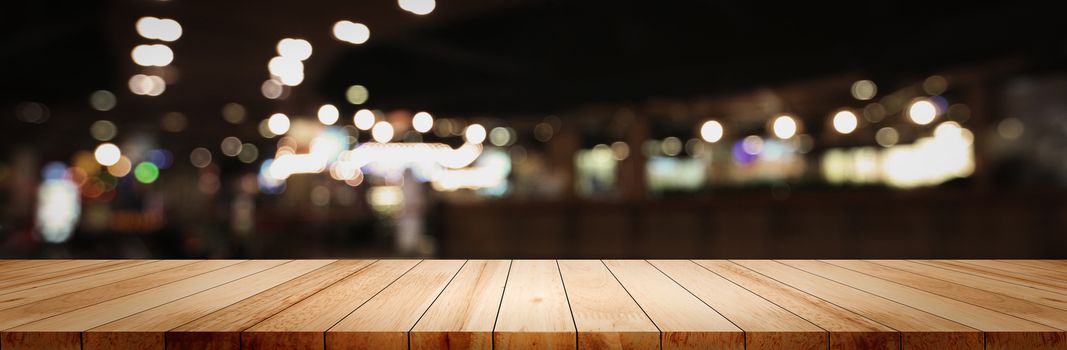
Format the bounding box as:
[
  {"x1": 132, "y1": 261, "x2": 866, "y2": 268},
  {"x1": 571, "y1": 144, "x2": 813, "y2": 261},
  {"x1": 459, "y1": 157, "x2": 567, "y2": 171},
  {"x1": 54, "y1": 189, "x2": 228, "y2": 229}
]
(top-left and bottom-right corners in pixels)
[{"x1": 0, "y1": 260, "x2": 1065, "y2": 350}]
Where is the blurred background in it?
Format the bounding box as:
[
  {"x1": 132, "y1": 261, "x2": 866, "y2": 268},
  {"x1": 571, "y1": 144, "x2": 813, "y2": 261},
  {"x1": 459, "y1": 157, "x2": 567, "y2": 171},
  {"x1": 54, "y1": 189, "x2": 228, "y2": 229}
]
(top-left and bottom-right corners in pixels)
[{"x1": 2, "y1": 1, "x2": 1066, "y2": 259}]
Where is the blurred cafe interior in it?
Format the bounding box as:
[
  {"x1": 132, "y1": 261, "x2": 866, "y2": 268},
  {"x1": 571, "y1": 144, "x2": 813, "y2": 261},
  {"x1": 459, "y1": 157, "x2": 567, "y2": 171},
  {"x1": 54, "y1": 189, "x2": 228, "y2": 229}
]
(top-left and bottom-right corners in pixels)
[{"x1": 2, "y1": 1, "x2": 1066, "y2": 259}]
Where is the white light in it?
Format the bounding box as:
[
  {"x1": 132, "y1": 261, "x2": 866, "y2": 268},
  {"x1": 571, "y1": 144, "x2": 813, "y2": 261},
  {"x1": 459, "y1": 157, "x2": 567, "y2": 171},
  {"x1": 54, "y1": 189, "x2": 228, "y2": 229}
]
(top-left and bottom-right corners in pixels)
[
  {"x1": 353, "y1": 109, "x2": 376, "y2": 130},
  {"x1": 268, "y1": 56, "x2": 304, "y2": 86},
  {"x1": 832, "y1": 110, "x2": 858, "y2": 134},
  {"x1": 131, "y1": 44, "x2": 173, "y2": 67},
  {"x1": 136, "y1": 17, "x2": 182, "y2": 42},
  {"x1": 261, "y1": 79, "x2": 284, "y2": 99},
  {"x1": 908, "y1": 99, "x2": 938, "y2": 125},
  {"x1": 700, "y1": 120, "x2": 723, "y2": 143},
  {"x1": 267, "y1": 113, "x2": 290, "y2": 135},
  {"x1": 399, "y1": 0, "x2": 436, "y2": 15},
  {"x1": 742, "y1": 135, "x2": 764, "y2": 155},
  {"x1": 934, "y1": 121, "x2": 962, "y2": 139},
  {"x1": 464, "y1": 124, "x2": 487, "y2": 144},
  {"x1": 318, "y1": 104, "x2": 339, "y2": 125},
  {"x1": 372, "y1": 121, "x2": 394, "y2": 143},
  {"x1": 772, "y1": 115, "x2": 798, "y2": 139},
  {"x1": 412, "y1": 112, "x2": 433, "y2": 133},
  {"x1": 276, "y1": 38, "x2": 312, "y2": 61},
  {"x1": 94, "y1": 143, "x2": 121, "y2": 166},
  {"x1": 332, "y1": 21, "x2": 370, "y2": 44}
]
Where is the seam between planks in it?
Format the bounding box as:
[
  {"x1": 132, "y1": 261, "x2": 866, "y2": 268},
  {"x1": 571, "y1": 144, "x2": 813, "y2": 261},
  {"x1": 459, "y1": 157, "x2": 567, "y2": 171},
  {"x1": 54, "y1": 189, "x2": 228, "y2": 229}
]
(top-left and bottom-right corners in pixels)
[
  {"x1": 406, "y1": 260, "x2": 469, "y2": 349},
  {"x1": 0, "y1": 260, "x2": 68, "y2": 274},
  {"x1": 555, "y1": 260, "x2": 579, "y2": 349},
  {"x1": 320, "y1": 259, "x2": 424, "y2": 346},
  {"x1": 601, "y1": 260, "x2": 662, "y2": 350},
  {"x1": 0, "y1": 260, "x2": 158, "y2": 298},
  {"x1": 909, "y1": 260, "x2": 1067, "y2": 297},
  {"x1": 645, "y1": 259, "x2": 746, "y2": 349},
  {"x1": 490, "y1": 260, "x2": 513, "y2": 350},
  {"x1": 817, "y1": 260, "x2": 1067, "y2": 332},
  {"x1": 0, "y1": 260, "x2": 239, "y2": 332},
  {"x1": 726, "y1": 261, "x2": 908, "y2": 349},
  {"x1": 686, "y1": 260, "x2": 833, "y2": 347}
]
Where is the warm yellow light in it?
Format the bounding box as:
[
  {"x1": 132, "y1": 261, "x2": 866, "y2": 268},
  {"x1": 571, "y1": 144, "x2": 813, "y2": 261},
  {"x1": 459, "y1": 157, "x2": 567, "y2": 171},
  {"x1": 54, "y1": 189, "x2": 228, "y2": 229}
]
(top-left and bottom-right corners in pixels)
[
  {"x1": 700, "y1": 120, "x2": 723, "y2": 143},
  {"x1": 276, "y1": 38, "x2": 312, "y2": 61},
  {"x1": 464, "y1": 124, "x2": 486, "y2": 144},
  {"x1": 851, "y1": 80, "x2": 877, "y2": 100},
  {"x1": 372, "y1": 121, "x2": 394, "y2": 143},
  {"x1": 131, "y1": 44, "x2": 173, "y2": 67},
  {"x1": 94, "y1": 143, "x2": 121, "y2": 166},
  {"x1": 772, "y1": 115, "x2": 798, "y2": 139},
  {"x1": 399, "y1": 0, "x2": 435, "y2": 15},
  {"x1": 832, "y1": 110, "x2": 858, "y2": 134},
  {"x1": 332, "y1": 21, "x2": 370, "y2": 44},
  {"x1": 318, "y1": 104, "x2": 339, "y2": 125},
  {"x1": 876, "y1": 127, "x2": 899, "y2": 147},
  {"x1": 353, "y1": 109, "x2": 375, "y2": 130},
  {"x1": 412, "y1": 112, "x2": 434, "y2": 133},
  {"x1": 908, "y1": 99, "x2": 937, "y2": 125},
  {"x1": 267, "y1": 113, "x2": 290, "y2": 135}
]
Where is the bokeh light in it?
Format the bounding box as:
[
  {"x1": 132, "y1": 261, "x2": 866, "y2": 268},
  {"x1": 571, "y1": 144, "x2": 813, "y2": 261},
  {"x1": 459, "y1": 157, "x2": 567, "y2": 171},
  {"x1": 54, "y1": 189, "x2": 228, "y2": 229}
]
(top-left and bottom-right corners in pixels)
[
  {"x1": 412, "y1": 112, "x2": 434, "y2": 133},
  {"x1": 190, "y1": 147, "x2": 212, "y2": 168},
  {"x1": 89, "y1": 90, "x2": 116, "y2": 111},
  {"x1": 851, "y1": 80, "x2": 877, "y2": 100},
  {"x1": 908, "y1": 99, "x2": 938, "y2": 125},
  {"x1": 134, "y1": 162, "x2": 160, "y2": 184},
  {"x1": 876, "y1": 127, "x2": 899, "y2": 147},
  {"x1": 354, "y1": 109, "x2": 376, "y2": 130},
  {"x1": 131, "y1": 44, "x2": 174, "y2": 67},
  {"x1": 318, "y1": 104, "x2": 340, "y2": 125},
  {"x1": 700, "y1": 120, "x2": 723, "y2": 143},
  {"x1": 90, "y1": 120, "x2": 118, "y2": 141},
  {"x1": 222, "y1": 103, "x2": 246, "y2": 124},
  {"x1": 464, "y1": 124, "x2": 487, "y2": 144},
  {"x1": 268, "y1": 113, "x2": 291, "y2": 135},
  {"x1": 333, "y1": 21, "x2": 370, "y2": 44},
  {"x1": 94, "y1": 143, "x2": 121, "y2": 166},
  {"x1": 276, "y1": 38, "x2": 312, "y2": 61},
  {"x1": 832, "y1": 110, "x2": 858, "y2": 134},
  {"x1": 346, "y1": 85, "x2": 369, "y2": 104},
  {"x1": 772, "y1": 115, "x2": 798, "y2": 139},
  {"x1": 136, "y1": 17, "x2": 182, "y2": 41},
  {"x1": 399, "y1": 0, "x2": 436, "y2": 15},
  {"x1": 372, "y1": 121, "x2": 394, "y2": 143}
]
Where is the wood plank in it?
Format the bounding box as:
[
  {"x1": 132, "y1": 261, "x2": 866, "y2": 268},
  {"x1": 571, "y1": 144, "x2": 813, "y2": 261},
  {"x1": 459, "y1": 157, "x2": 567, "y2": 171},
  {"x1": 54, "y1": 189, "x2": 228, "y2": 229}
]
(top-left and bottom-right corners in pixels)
[
  {"x1": 960, "y1": 260, "x2": 1067, "y2": 283},
  {"x1": 326, "y1": 260, "x2": 466, "y2": 350},
  {"x1": 0, "y1": 260, "x2": 117, "y2": 294},
  {"x1": 1, "y1": 260, "x2": 279, "y2": 350},
  {"x1": 0, "y1": 260, "x2": 68, "y2": 273},
  {"x1": 784, "y1": 260, "x2": 1065, "y2": 350},
  {"x1": 1001, "y1": 260, "x2": 1067, "y2": 272},
  {"x1": 0, "y1": 260, "x2": 233, "y2": 331},
  {"x1": 83, "y1": 260, "x2": 334, "y2": 350},
  {"x1": 0, "y1": 260, "x2": 153, "y2": 296},
  {"x1": 167, "y1": 260, "x2": 376, "y2": 350},
  {"x1": 241, "y1": 259, "x2": 420, "y2": 350},
  {"x1": 651, "y1": 260, "x2": 825, "y2": 350},
  {"x1": 873, "y1": 260, "x2": 1067, "y2": 312},
  {"x1": 732, "y1": 260, "x2": 983, "y2": 350},
  {"x1": 916, "y1": 260, "x2": 1067, "y2": 295},
  {"x1": 493, "y1": 260, "x2": 576, "y2": 350},
  {"x1": 829, "y1": 260, "x2": 1067, "y2": 331},
  {"x1": 693, "y1": 260, "x2": 899, "y2": 350},
  {"x1": 558, "y1": 260, "x2": 659, "y2": 350},
  {"x1": 410, "y1": 260, "x2": 510, "y2": 350},
  {"x1": 0, "y1": 260, "x2": 197, "y2": 311},
  {"x1": 604, "y1": 260, "x2": 743, "y2": 350},
  {"x1": 1003, "y1": 260, "x2": 1067, "y2": 270}
]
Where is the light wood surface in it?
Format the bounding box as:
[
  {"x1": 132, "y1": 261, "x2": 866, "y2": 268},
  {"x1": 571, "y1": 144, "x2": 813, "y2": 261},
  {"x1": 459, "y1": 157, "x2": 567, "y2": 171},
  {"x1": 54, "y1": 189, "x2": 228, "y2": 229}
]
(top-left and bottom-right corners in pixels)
[
  {"x1": 558, "y1": 260, "x2": 659, "y2": 350},
  {"x1": 785, "y1": 260, "x2": 1065, "y2": 349},
  {"x1": 0, "y1": 259, "x2": 1064, "y2": 350},
  {"x1": 241, "y1": 259, "x2": 419, "y2": 349},
  {"x1": 327, "y1": 260, "x2": 466, "y2": 350},
  {"x1": 167, "y1": 259, "x2": 375, "y2": 350},
  {"x1": 410, "y1": 260, "x2": 510, "y2": 350},
  {"x1": 604, "y1": 260, "x2": 743, "y2": 350},
  {"x1": 651, "y1": 260, "x2": 824, "y2": 350}
]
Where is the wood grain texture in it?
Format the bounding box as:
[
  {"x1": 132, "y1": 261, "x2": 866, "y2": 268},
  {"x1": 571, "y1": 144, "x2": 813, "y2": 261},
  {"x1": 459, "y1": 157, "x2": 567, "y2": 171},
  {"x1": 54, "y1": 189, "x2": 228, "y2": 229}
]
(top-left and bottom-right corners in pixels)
[
  {"x1": 604, "y1": 260, "x2": 743, "y2": 350},
  {"x1": 732, "y1": 260, "x2": 984, "y2": 350},
  {"x1": 693, "y1": 260, "x2": 899, "y2": 350},
  {"x1": 960, "y1": 260, "x2": 1067, "y2": 284},
  {"x1": 652, "y1": 260, "x2": 825, "y2": 350},
  {"x1": 875, "y1": 260, "x2": 1067, "y2": 310},
  {"x1": 0, "y1": 260, "x2": 233, "y2": 331},
  {"x1": 0, "y1": 260, "x2": 195, "y2": 311},
  {"x1": 1001, "y1": 260, "x2": 1067, "y2": 272},
  {"x1": 558, "y1": 260, "x2": 659, "y2": 350},
  {"x1": 786, "y1": 260, "x2": 1065, "y2": 350},
  {"x1": 411, "y1": 260, "x2": 510, "y2": 350},
  {"x1": 493, "y1": 260, "x2": 576, "y2": 350},
  {"x1": 917, "y1": 260, "x2": 1067, "y2": 295},
  {"x1": 0, "y1": 260, "x2": 131, "y2": 295},
  {"x1": 0, "y1": 260, "x2": 68, "y2": 274},
  {"x1": 327, "y1": 260, "x2": 466, "y2": 350},
  {"x1": 83, "y1": 260, "x2": 334, "y2": 350},
  {"x1": 2, "y1": 260, "x2": 276, "y2": 350},
  {"x1": 167, "y1": 259, "x2": 375, "y2": 350},
  {"x1": 241, "y1": 259, "x2": 419, "y2": 350}
]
